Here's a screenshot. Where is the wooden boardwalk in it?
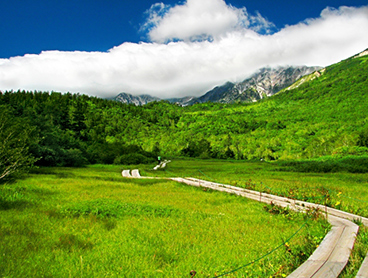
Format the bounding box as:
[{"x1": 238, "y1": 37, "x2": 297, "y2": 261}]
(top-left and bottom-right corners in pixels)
[
  {"x1": 123, "y1": 170, "x2": 368, "y2": 277},
  {"x1": 121, "y1": 169, "x2": 131, "y2": 177},
  {"x1": 357, "y1": 254, "x2": 368, "y2": 277}
]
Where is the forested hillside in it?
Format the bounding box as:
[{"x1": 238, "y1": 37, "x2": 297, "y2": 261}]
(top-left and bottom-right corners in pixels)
[{"x1": 1, "y1": 51, "x2": 367, "y2": 179}]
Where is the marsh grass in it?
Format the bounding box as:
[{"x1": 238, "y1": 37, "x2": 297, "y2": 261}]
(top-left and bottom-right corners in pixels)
[
  {"x1": 1, "y1": 164, "x2": 328, "y2": 277},
  {"x1": 145, "y1": 159, "x2": 368, "y2": 218}
]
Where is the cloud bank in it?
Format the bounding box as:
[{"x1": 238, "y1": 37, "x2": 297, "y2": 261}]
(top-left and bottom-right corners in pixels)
[
  {"x1": 141, "y1": 0, "x2": 276, "y2": 42},
  {"x1": 0, "y1": 1, "x2": 368, "y2": 99}
]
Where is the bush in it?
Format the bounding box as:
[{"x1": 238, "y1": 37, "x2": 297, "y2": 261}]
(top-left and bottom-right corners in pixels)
[
  {"x1": 332, "y1": 146, "x2": 368, "y2": 157},
  {"x1": 277, "y1": 156, "x2": 368, "y2": 173},
  {"x1": 91, "y1": 143, "x2": 156, "y2": 165},
  {"x1": 113, "y1": 153, "x2": 155, "y2": 165},
  {"x1": 358, "y1": 129, "x2": 368, "y2": 148},
  {"x1": 62, "y1": 149, "x2": 88, "y2": 167},
  {"x1": 181, "y1": 139, "x2": 213, "y2": 158}
]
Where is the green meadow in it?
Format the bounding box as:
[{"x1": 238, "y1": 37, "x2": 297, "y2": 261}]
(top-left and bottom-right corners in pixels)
[
  {"x1": 145, "y1": 158, "x2": 368, "y2": 277},
  {"x1": 0, "y1": 163, "x2": 330, "y2": 278},
  {"x1": 146, "y1": 159, "x2": 368, "y2": 218},
  {"x1": 1, "y1": 52, "x2": 367, "y2": 277}
]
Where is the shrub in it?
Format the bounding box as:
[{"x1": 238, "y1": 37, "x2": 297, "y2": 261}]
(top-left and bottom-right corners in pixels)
[
  {"x1": 62, "y1": 148, "x2": 88, "y2": 167},
  {"x1": 332, "y1": 146, "x2": 368, "y2": 157},
  {"x1": 92, "y1": 143, "x2": 156, "y2": 165},
  {"x1": 181, "y1": 139, "x2": 213, "y2": 158},
  {"x1": 277, "y1": 156, "x2": 368, "y2": 173},
  {"x1": 113, "y1": 153, "x2": 155, "y2": 165}
]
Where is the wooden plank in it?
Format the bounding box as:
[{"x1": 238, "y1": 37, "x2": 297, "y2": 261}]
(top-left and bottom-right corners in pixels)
[
  {"x1": 287, "y1": 260, "x2": 325, "y2": 278},
  {"x1": 122, "y1": 170, "x2": 131, "y2": 177},
  {"x1": 327, "y1": 225, "x2": 358, "y2": 263},
  {"x1": 357, "y1": 252, "x2": 368, "y2": 278},
  {"x1": 287, "y1": 222, "x2": 345, "y2": 278},
  {"x1": 306, "y1": 225, "x2": 344, "y2": 262},
  {"x1": 311, "y1": 261, "x2": 347, "y2": 278},
  {"x1": 131, "y1": 169, "x2": 141, "y2": 178}
]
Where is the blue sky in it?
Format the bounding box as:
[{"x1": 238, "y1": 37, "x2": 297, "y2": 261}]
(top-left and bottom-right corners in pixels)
[
  {"x1": 1, "y1": 0, "x2": 368, "y2": 98},
  {"x1": 1, "y1": 0, "x2": 367, "y2": 58}
]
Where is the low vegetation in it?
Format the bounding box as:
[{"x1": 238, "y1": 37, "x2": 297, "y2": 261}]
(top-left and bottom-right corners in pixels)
[
  {"x1": 146, "y1": 159, "x2": 368, "y2": 218},
  {"x1": 0, "y1": 164, "x2": 329, "y2": 277}
]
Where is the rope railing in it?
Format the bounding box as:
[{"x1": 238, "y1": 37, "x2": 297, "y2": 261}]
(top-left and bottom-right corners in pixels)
[
  {"x1": 212, "y1": 217, "x2": 314, "y2": 278},
  {"x1": 170, "y1": 169, "x2": 327, "y2": 277}
]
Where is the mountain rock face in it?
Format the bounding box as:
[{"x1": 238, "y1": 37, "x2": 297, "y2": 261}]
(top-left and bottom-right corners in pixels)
[
  {"x1": 199, "y1": 66, "x2": 321, "y2": 103},
  {"x1": 112, "y1": 93, "x2": 160, "y2": 105},
  {"x1": 166, "y1": 96, "x2": 200, "y2": 106},
  {"x1": 112, "y1": 65, "x2": 320, "y2": 106}
]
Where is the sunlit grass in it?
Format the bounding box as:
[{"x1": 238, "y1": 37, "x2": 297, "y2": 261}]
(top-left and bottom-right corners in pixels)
[
  {"x1": 0, "y1": 165, "x2": 328, "y2": 277},
  {"x1": 143, "y1": 159, "x2": 368, "y2": 218}
]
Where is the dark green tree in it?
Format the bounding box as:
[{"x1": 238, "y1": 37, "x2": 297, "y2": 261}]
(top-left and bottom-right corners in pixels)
[{"x1": 0, "y1": 106, "x2": 37, "y2": 182}]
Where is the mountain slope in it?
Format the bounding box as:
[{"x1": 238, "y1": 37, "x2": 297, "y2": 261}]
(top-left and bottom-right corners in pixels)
[
  {"x1": 112, "y1": 93, "x2": 160, "y2": 105},
  {"x1": 112, "y1": 65, "x2": 319, "y2": 106},
  {"x1": 200, "y1": 66, "x2": 321, "y2": 103},
  {"x1": 152, "y1": 48, "x2": 368, "y2": 160}
]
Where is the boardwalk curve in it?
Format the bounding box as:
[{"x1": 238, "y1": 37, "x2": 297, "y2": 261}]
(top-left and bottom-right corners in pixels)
[{"x1": 123, "y1": 170, "x2": 368, "y2": 277}]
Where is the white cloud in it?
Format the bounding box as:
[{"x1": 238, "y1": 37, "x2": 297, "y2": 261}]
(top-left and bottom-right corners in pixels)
[
  {"x1": 0, "y1": 3, "x2": 368, "y2": 99},
  {"x1": 141, "y1": 0, "x2": 275, "y2": 42}
]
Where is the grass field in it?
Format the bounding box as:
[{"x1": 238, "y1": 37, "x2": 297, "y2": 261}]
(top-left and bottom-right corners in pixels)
[
  {"x1": 0, "y1": 163, "x2": 329, "y2": 277},
  {"x1": 143, "y1": 158, "x2": 368, "y2": 277},
  {"x1": 143, "y1": 159, "x2": 368, "y2": 218}
]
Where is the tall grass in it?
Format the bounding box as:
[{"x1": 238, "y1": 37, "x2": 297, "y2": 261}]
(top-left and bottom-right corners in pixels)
[
  {"x1": 0, "y1": 165, "x2": 327, "y2": 277},
  {"x1": 144, "y1": 159, "x2": 368, "y2": 218}
]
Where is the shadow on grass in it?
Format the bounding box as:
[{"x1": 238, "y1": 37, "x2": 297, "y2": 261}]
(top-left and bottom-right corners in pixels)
[
  {"x1": 29, "y1": 167, "x2": 77, "y2": 179},
  {"x1": 0, "y1": 198, "x2": 30, "y2": 211},
  {"x1": 56, "y1": 233, "x2": 94, "y2": 251},
  {"x1": 90, "y1": 176, "x2": 172, "y2": 186},
  {"x1": 0, "y1": 185, "x2": 57, "y2": 211}
]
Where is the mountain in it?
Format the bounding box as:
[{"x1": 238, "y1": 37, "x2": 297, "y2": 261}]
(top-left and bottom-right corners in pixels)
[
  {"x1": 166, "y1": 96, "x2": 200, "y2": 106},
  {"x1": 112, "y1": 65, "x2": 320, "y2": 106},
  {"x1": 112, "y1": 93, "x2": 160, "y2": 106},
  {"x1": 198, "y1": 66, "x2": 321, "y2": 103}
]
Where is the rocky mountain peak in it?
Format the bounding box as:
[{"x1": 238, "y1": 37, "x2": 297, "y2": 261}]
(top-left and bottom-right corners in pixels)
[
  {"x1": 199, "y1": 66, "x2": 321, "y2": 103},
  {"x1": 112, "y1": 65, "x2": 320, "y2": 105}
]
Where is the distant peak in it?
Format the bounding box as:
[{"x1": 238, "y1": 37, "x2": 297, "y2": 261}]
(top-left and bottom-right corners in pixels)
[{"x1": 355, "y1": 48, "x2": 368, "y2": 58}]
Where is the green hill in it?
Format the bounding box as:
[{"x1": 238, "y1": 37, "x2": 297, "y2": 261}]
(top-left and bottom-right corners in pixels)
[
  {"x1": 151, "y1": 49, "x2": 368, "y2": 161},
  {"x1": 1, "y1": 49, "x2": 368, "y2": 177}
]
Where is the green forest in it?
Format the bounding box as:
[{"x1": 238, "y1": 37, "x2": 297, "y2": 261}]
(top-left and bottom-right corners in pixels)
[{"x1": 1, "y1": 52, "x2": 368, "y2": 181}]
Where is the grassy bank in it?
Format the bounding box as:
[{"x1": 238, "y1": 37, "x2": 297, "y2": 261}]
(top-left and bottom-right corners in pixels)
[
  {"x1": 144, "y1": 158, "x2": 368, "y2": 218},
  {"x1": 0, "y1": 165, "x2": 327, "y2": 277}
]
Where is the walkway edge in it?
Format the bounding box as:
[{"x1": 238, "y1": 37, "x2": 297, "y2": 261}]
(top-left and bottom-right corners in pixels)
[
  {"x1": 169, "y1": 176, "x2": 363, "y2": 278},
  {"x1": 124, "y1": 171, "x2": 368, "y2": 278}
]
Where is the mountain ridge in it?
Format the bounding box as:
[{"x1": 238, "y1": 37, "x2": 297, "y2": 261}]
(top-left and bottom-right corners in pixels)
[
  {"x1": 112, "y1": 93, "x2": 160, "y2": 106},
  {"x1": 112, "y1": 65, "x2": 320, "y2": 106}
]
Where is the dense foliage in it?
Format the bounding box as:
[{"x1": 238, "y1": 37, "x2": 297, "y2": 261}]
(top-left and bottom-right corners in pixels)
[
  {"x1": 0, "y1": 92, "x2": 159, "y2": 172},
  {"x1": 0, "y1": 52, "x2": 367, "y2": 177},
  {"x1": 0, "y1": 105, "x2": 37, "y2": 182}
]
